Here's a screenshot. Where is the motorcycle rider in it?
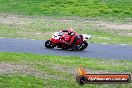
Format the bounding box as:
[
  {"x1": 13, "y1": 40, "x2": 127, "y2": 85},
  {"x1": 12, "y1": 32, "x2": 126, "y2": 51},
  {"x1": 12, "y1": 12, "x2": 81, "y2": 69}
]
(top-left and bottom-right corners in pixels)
[{"x1": 60, "y1": 28, "x2": 78, "y2": 50}]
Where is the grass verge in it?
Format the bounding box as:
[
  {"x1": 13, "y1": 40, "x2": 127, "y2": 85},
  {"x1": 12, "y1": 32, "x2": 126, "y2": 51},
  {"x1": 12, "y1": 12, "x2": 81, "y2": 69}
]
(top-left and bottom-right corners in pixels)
[
  {"x1": 0, "y1": 15, "x2": 132, "y2": 45},
  {"x1": 0, "y1": 52, "x2": 132, "y2": 88},
  {"x1": 0, "y1": 0, "x2": 132, "y2": 45},
  {"x1": 0, "y1": 0, "x2": 132, "y2": 18}
]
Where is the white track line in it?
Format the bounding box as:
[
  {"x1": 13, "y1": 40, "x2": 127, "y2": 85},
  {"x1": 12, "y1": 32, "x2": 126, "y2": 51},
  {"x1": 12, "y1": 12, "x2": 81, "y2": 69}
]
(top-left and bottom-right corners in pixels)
[
  {"x1": 0, "y1": 37, "x2": 5, "y2": 38},
  {"x1": 101, "y1": 43, "x2": 108, "y2": 45},
  {"x1": 120, "y1": 44, "x2": 127, "y2": 46}
]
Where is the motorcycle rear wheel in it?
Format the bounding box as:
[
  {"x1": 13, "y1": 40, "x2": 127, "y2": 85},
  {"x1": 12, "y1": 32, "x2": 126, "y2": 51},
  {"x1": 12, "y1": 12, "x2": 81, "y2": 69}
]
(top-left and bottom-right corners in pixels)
[{"x1": 77, "y1": 41, "x2": 88, "y2": 50}]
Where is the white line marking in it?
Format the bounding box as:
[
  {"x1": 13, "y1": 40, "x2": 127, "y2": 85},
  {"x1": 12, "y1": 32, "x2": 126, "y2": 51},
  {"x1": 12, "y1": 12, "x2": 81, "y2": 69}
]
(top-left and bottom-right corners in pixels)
[
  {"x1": 120, "y1": 44, "x2": 127, "y2": 46},
  {"x1": 15, "y1": 38, "x2": 37, "y2": 40},
  {"x1": 101, "y1": 43, "x2": 108, "y2": 44},
  {"x1": 0, "y1": 37, "x2": 4, "y2": 38},
  {"x1": 16, "y1": 38, "x2": 25, "y2": 39}
]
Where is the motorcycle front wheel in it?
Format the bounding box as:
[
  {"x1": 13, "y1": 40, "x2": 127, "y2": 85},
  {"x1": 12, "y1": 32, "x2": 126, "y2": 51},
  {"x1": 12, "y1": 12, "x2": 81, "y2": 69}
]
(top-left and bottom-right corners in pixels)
[{"x1": 45, "y1": 40, "x2": 54, "y2": 48}]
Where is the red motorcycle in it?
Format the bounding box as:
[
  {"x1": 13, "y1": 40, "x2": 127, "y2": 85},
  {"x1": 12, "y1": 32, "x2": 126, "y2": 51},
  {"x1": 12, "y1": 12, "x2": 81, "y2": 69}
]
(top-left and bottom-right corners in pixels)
[{"x1": 45, "y1": 31, "x2": 91, "y2": 51}]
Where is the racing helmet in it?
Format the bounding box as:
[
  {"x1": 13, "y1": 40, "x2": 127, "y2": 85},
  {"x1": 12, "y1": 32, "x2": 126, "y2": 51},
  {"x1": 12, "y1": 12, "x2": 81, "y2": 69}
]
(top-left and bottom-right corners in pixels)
[{"x1": 67, "y1": 28, "x2": 74, "y2": 35}]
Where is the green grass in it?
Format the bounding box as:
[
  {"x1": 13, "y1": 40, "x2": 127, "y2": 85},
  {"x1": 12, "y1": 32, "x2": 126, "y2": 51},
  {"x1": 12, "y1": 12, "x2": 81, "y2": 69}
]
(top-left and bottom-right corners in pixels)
[
  {"x1": 0, "y1": 0, "x2": 132, "y2": 45},
  {"x1": 0, "y1": 0, "x2": 132, "y2": 18},
  {"x1": 0, "y1": 16, "x2": 132, "y2": 45},
  {"x1": 0, "y1": 52, "x2": 132, "y2": 88},
  {"x1": 0, "y1": 75, "x2": 43, "y2": 88}
]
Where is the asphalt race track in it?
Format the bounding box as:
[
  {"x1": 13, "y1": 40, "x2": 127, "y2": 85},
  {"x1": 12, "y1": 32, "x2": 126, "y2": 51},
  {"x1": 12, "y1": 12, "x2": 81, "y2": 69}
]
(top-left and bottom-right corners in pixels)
[{"x1": 0, "y1": 38, "x2": 132, "y2": 60}]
